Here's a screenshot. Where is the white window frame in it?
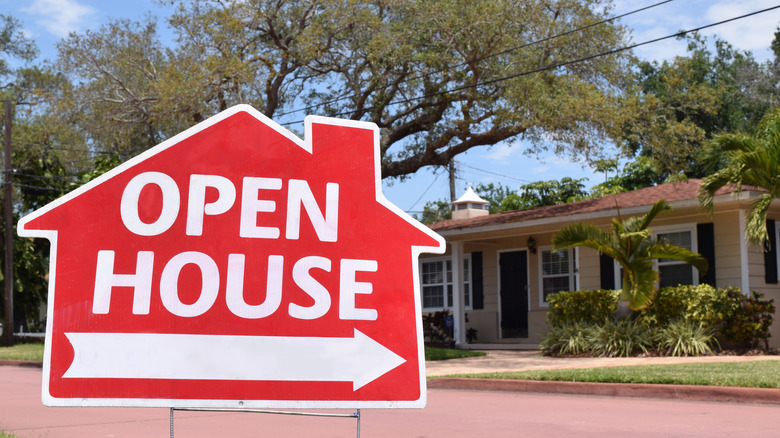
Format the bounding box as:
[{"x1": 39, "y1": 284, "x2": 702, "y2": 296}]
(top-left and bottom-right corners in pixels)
[
  {"x1": 653, "y1": 224, "x2": 699, "y2": 287},
  {"x1": 420, "y1": 255, "x2": 472, "y2": 311},
  {"x1": 538, "y1": 246, "x2": 578, "y2": 306}
]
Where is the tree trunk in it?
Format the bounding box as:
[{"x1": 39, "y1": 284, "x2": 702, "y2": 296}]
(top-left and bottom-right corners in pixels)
[{"x1": 615, "y1": 300, "x2": 635, "y2": 321}]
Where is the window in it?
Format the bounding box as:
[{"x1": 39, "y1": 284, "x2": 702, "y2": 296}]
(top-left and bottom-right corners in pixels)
[
  {"x1": 421, "y1": 256, "x2": 471, "y2": 310},
  {"x1": 656, "y1": 228, "x2": 696, "y2": 288},
  {"x1": 540, "y1": 248, "x2": 577, "y2": 304}
]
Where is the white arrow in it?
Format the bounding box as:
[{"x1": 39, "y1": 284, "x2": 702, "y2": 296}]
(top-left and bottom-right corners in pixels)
[{"x1": 63, "y1": 329, "x2": 406, "y2": 391}]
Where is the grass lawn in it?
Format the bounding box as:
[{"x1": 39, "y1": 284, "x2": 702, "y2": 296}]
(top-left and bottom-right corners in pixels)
[
  {"x1": 0, "y1": 344, "x2": 483, "y2": 363},
  {"x1": 424, "y1": 347, "x2": 486, "y2": 361},
  {"x1": 0, "y1": 432, "x2": 19, "y2": 438},
  {"x1": 445, "y1": 360, "x2": 780, "y2": 388},
  {"x1": 0, "y1": 343, "x2": 44, "y2": 362}
]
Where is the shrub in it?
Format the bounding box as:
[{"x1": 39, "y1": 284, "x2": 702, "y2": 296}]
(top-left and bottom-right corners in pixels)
[
  {"x1": 546, "y1": 289, "x2": 618, "y2": 327},
  {"x1": 655, "y1": 319, "x2": 719, "y2": 356},
  {"x1": 719, "y1": 291, "x2": 775, "y2": 349},
  {"x1": 543, "y1": 285, "x2": 775, "y2": 356},
  {"x1": 638, "y1": 284, "x2": 732, "y2": 327},
  {"x1": 540, "y1": 321, "x2": 595, "y2": 355},
  {"x1": 422, "y1": 310, "x2": 453, "y2": 345},
  {"x1": 587, "y1": 319, "x2": 656, "y2": 357}
]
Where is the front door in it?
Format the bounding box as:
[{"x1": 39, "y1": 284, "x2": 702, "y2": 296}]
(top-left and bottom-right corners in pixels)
[{"x1": 499, "y1": 250, "x2": 528, "y2": 338}]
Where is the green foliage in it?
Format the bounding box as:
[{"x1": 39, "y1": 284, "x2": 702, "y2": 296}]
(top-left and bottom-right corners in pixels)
[
  {"x1": 545, "y1": 289, "x2": 618, "y2": 326},
  {"x1": 654, "y1": 319, "x2": 718, "y2": 357},
  {"x1": 418, "y1": 199, "x2": 451, "y2": 225},
  {"x1": 420, "y1": 178, "x2": 590, "y2": 223},
  {"x1": 424, "y1": 347, "x2": 486, "y2": 361},
  {"x1": 0, "y1": 343, "x2": 44, "y2": 361},
  {"x1": 543, "y1": 285, "x2": 774, "y2": 357},
  {"x1": 0, "y1": 14, "x2": 38, "y2": 84},
  {"x1": 53, "y1": 0, "x2": 635, "y2": 179},
  {"x1": 473, "y1": 183, "x2": 516, "y2": 214},
  {"x1": 586, "y1": 319, "x2": 655, "y2": 358},
  {"x1": 622, "y1": 33, "x2": 771, "y2": 182},
  {"x1": 589, "y1": 156, "x2": 665, "y2": 197},
  {"x1": 719, "y1": 291, "x2": 775, "y2": 349},
  {"x1": 553, "y1": 200, "x2": 708, "y2": 311},
  {"x1": 699, "y1": 109, "x2": 780, "y2": 246},
  {"x1": 422, "y1": 310, "x2": 453, "y2": 345},
  {"x1": 539, "y1": 321, "x2": 595, "y2": 356},
  {"x1": 451, "y1": 361, "x2": 780, "y2": 388},
  {"x1": 638, "y1": 284, "x2": 731, "y2": 327}
]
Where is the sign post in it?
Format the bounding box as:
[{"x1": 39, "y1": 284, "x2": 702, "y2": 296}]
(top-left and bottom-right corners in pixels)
[{"x1": 18, "y1": 105, "x2": 444, "y2": 409}]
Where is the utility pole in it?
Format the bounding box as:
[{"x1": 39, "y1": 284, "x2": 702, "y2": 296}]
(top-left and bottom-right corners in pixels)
[
  {"x1": 448, "y1": 160, "x2": 457, "y2": 202},
  {"x1": 3, "y1": 99, "x2": 13, "y2": 347}
]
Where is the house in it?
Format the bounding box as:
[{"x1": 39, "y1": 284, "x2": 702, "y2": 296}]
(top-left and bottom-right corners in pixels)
[{"x1": 422, "y1": 179, "x2": 780, "y2": 348}]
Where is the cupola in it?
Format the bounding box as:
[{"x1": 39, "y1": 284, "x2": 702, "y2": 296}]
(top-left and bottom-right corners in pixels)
[{"x1": 451, "y1": 187, "x2": 489, "y2": 220}]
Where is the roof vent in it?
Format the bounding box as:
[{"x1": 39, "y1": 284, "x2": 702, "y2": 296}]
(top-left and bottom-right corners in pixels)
[{"x1": 451, "y1": 187, "x2": 489, "y2": 220}]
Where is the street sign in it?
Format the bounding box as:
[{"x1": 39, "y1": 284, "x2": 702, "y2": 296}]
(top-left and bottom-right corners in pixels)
[{"x1": 17, "y1": 105, "x2": 445, "y2": 409}]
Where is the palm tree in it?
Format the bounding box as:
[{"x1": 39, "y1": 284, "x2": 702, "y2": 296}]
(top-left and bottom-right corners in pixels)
[
  {"x1": 699, "y1": 110, "x2": 780, "y2": 247},
  {"x1": 552, "y1": 200, "x2": 708, "y2": 315}
]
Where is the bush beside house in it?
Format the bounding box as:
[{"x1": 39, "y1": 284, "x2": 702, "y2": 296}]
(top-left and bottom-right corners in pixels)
[{"x1": 542, "y1": 285, "x2": 775, "y2": 357}]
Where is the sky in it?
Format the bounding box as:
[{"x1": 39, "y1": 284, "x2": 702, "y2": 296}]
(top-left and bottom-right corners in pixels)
[{"x1": 3, "y1": 0, "x2": 780, "y2": 214}]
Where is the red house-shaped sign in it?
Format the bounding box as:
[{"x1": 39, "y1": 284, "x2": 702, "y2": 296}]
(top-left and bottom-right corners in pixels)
[{"x1": 18, "y1": 105, "x2": 444, "y2": 409}]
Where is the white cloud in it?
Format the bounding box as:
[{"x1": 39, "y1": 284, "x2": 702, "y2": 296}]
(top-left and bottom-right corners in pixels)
[
  {"x1": 705, "y1": 1, "x2": 780, "y2": 56},
  {"x1": 617, "y1": 0, "x2": 780, "y2": 62},
  {"x1": 483, "y1": 143, "x2": 518, "y2": 162},
  {"x1": 22, "y1": 0, "x2": 95, "y2": 38}
]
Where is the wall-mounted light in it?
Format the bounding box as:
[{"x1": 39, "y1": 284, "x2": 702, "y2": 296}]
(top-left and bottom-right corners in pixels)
[{"x1": 527, "y1": 236, "x2": 537, "y2": 254}]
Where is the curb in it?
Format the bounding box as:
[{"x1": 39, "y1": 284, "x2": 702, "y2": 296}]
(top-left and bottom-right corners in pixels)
[{"x1": 428, "y1": 378, "x2": 780, "y2": 405}]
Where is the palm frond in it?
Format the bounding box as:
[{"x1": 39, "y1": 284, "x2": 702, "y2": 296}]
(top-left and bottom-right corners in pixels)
[
  {"x1": 552, "y1": 223, "x2": 612, "y2": 253},
  {"x1": 628, "y1": 259, "x2": 657, "y2": 311},
  {"x1": 745, "y1": 195, "x2": 774, "y2": 246},
  {"x1": 644, "y1": 242, "x2": 708, "y2": 275},
  {"x1": 637, "y1": 200, "x2": 671, "y2": 231}
]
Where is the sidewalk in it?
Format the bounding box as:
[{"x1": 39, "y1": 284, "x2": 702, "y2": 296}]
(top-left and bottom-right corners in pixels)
[
  {"x1": 4, "y1": 350, "x2": 780, "y2": 404},
  {"x1": 425, "y1": 350, "x2": 780, "y2": 404}
]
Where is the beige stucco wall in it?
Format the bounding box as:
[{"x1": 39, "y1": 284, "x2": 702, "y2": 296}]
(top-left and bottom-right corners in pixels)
[{"x1": 422, "y1": 203, "x2": 780, "y2": 348}]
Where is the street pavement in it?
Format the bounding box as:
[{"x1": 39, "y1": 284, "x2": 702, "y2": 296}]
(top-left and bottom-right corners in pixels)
[{"x1": 3, "y1": 351, "x2": 780, "y2": 437}]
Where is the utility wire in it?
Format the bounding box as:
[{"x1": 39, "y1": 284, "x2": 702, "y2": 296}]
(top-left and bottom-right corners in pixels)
[
  {"x1": 276, "y1": 0, "x2": 676, "y2": 118},
  {"x1": 12, "y1": 172, "x2": 81, "y2": 182},
  {"x1": 458, "y1": 162, "x2": 533, "y2": 183},
  {"x1": 406, "y1": 168, "x2": 444, "y2": 213},
  {"x1": 282, "y1": 3, "x2": 780, "y2": 126}
]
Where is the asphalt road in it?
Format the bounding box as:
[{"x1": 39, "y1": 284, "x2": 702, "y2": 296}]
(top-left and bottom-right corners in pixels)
[{"x1": 1, "y1": 365, "x2": 778, "y2": 437}]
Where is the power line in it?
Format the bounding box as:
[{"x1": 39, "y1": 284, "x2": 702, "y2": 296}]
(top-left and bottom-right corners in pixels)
[
  {"x1": 458, "y1": 162, "x2": 533, "y2": 184},
  {"x1": 12, "y1": 182, "x2": 64, "y2": 192},
  {"x1": 276, "y1": 0, "x2": 676, "y2": 118},
  {"x1": 282, "y1": 3, "x2": 780, "y2": 126},
  {"x1": 12, "y1": 171, "x2": 81, "y2": 182},
  {"x1": 406, "y1": 168, "x2": 444, "y2": 212}
]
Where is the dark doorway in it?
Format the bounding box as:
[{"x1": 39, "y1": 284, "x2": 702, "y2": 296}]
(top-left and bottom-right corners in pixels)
[{"x1": 499, "y1": 250, "x2": 528, "y2": 338}]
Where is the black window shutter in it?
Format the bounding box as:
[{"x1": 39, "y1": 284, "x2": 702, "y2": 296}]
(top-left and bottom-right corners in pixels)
[
  {"x1": 471, "y1": 252, "x2": 484, "y2": 309},
  {"x1": 765, "y1": 219, "x2": 778, "y2": 284},
  {"x1": 697, "y1": 223, "x2": 717, "y2": 286},
  {"x1": 599, "y1": 253, "x2": 615, "y2": 290}
]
